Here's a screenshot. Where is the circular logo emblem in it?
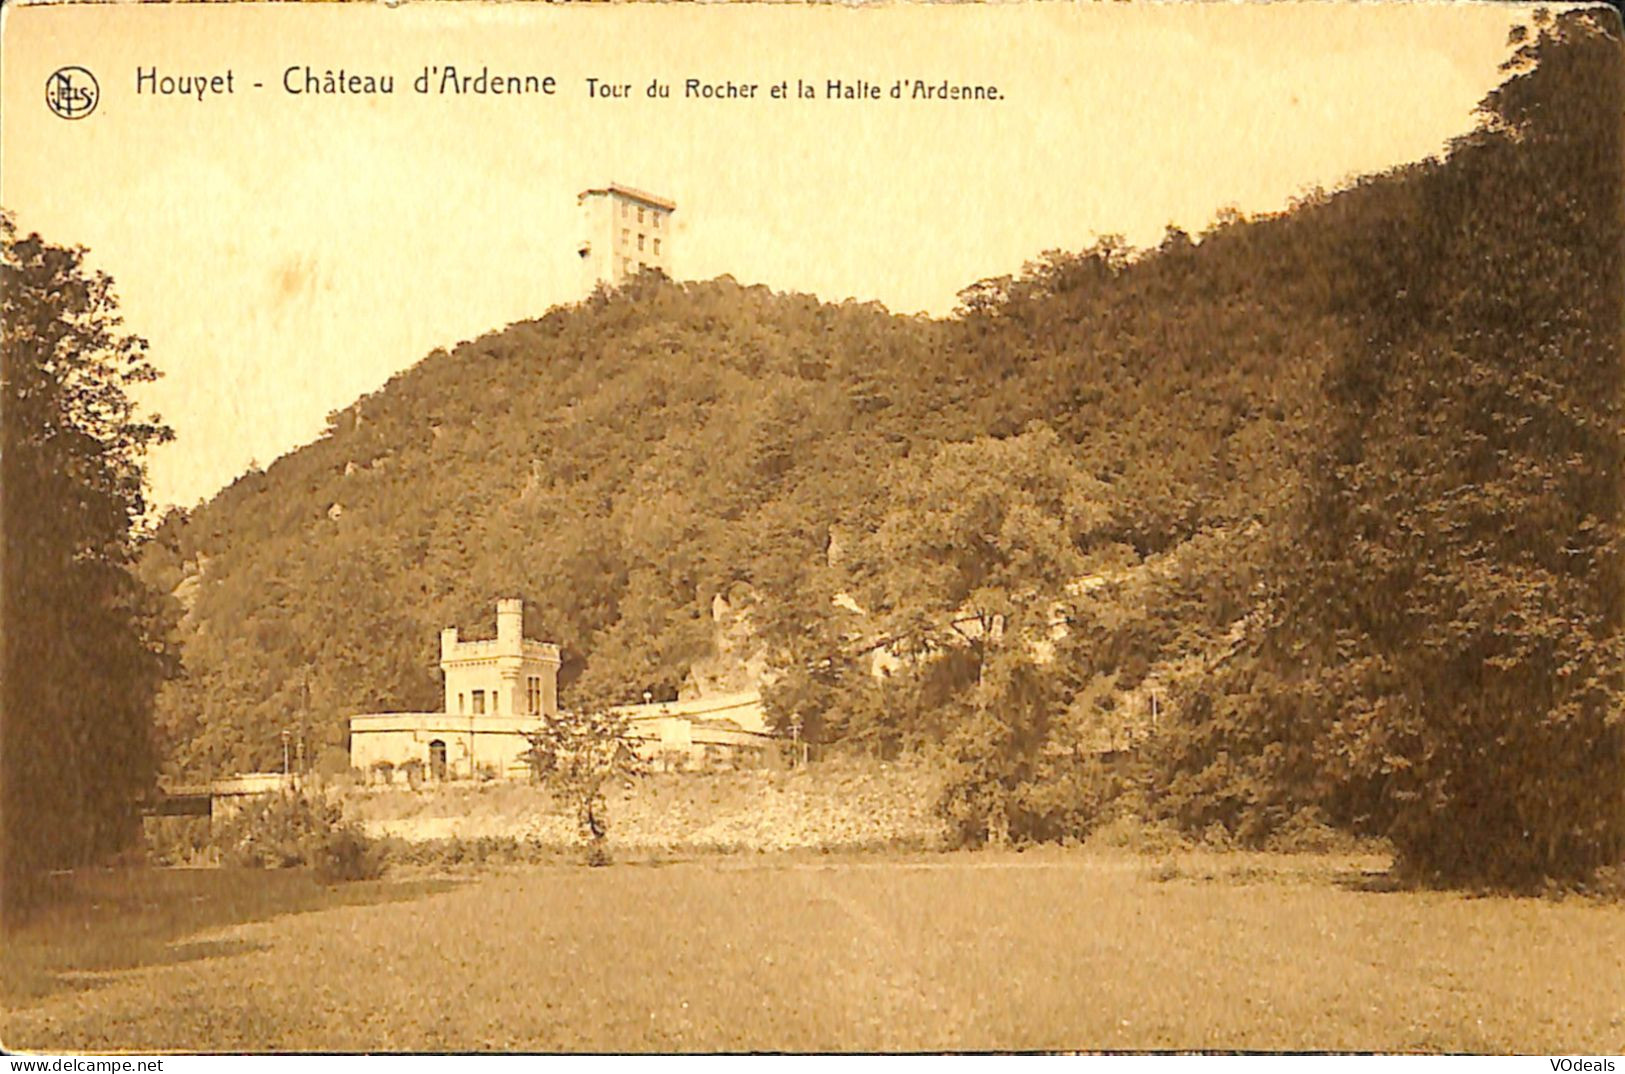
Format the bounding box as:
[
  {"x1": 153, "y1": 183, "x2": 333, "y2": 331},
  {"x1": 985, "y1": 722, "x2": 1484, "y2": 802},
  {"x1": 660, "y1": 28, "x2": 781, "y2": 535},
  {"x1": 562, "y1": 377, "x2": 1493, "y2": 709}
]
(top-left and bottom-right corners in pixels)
[{"x1": 46, "y1": 67, "x2": 99, "y2": 119}]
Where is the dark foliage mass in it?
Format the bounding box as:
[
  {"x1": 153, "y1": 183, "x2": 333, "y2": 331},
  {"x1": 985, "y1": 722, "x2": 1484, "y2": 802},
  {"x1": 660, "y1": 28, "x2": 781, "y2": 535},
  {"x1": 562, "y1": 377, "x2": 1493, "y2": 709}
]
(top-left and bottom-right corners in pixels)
[
  {"x1": 134, "y1": 13, "x2": 1620, "y2": 885},
  {"x1": 1150, "y1": 12, "x2": 1625, "y2": 886},
  {"x1": 2, "y1": 215, "x2": 175, "y2": 919}
]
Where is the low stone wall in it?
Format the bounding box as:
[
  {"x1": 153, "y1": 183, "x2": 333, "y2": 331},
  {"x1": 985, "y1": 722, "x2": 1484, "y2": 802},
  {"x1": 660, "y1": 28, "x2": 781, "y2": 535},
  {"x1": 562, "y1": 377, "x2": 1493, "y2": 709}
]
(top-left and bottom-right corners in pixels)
[{"x1": 341, "y1": 757, "x2": 946, "y2": 852}]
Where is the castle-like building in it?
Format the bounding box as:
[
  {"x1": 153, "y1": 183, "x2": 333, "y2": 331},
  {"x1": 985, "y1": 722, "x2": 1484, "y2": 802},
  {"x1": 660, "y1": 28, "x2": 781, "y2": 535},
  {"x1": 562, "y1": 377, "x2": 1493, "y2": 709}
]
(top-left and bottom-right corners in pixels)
[
  {"x1": 439, "y1": 598, "x2": 559, "y2": 721},
  {"x1": 350, "y1": 599, "x2": 560, "y2": 780},
  {"x1": 577, "y1": 182, "x2": 676, "y2": 291},
  {"x1": 349, "y1": 598, "x2": 774, "y2": 781}
]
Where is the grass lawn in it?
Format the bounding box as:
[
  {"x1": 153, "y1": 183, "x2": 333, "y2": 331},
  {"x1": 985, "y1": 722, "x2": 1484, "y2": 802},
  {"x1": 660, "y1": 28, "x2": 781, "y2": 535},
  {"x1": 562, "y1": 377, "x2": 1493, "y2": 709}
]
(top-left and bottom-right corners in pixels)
[{"x1": 3, "y1": 850, "x2": 1621, "y2": 1053}]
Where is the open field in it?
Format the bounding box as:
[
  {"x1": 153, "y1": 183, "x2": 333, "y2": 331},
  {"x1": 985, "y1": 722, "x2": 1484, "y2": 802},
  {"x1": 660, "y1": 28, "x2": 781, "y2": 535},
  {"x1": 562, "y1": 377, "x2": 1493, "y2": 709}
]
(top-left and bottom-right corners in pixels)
[{"x1": 4, "y1": 851, "x2": 1622, "y2": 1053}]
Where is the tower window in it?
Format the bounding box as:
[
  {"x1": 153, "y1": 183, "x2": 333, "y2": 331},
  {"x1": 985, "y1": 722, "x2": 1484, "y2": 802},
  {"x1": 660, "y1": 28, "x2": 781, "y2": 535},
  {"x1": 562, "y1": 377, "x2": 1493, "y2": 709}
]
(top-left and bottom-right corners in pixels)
[
  {"x1": 653, "y1": 213, "x2": 661, "y2": 230},
  {"x1": 637, "y1": 206, "x2": 645, "y2": 223},
  {"x1": 472, "y1": 690, "x2": 485, "y2": 715},
  {"x1": 621, "y1": 228, "x2": 630, "y2": 244},
  {"x1": 653, "y1": 239, "x2": 661, "y2": 256},
  {"x1": 637, "y1": 234, "x2": 645, "y2": 251}
]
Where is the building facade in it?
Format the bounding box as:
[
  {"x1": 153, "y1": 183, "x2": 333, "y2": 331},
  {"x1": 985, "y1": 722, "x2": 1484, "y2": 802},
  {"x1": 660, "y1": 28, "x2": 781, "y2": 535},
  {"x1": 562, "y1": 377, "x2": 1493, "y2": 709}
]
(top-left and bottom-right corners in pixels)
[
  {"x1": 578, "y1": 183, "x2": 676, "y2": 291},
  {"x1": 440, "y1": 597, "x2": 561, "y2": 721},
  {"x1": 350, "y1": 598, "x2": 777, "y2": 782},
  {"x1": 618, "y1": 692, "x2": 776, "y2": 771},
  {"x1": 350, "y1": 599, "x2": 559, "y2": 780}
]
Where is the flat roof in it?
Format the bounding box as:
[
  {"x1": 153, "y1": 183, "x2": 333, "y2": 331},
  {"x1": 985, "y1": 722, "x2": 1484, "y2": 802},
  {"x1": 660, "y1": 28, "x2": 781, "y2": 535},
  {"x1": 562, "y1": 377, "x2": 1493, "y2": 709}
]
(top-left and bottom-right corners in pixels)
[{"x1": 578, "y1": 182, "x2": 677, "y2": 212}]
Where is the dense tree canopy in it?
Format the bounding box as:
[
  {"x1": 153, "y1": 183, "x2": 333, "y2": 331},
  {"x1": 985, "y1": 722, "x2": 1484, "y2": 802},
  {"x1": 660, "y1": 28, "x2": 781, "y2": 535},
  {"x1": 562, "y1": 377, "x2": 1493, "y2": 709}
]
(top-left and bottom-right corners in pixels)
[{"x1": 1153, "y1": 10, "x2": 1624, "y2": 885}]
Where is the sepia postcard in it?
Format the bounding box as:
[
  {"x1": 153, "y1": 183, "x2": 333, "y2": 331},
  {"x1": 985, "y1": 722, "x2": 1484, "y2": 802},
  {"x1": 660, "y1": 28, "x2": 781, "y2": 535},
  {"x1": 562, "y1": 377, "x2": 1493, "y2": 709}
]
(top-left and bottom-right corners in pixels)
[{"x1": 2, "y1": 0, "x2": 1622, "y2": 1058}]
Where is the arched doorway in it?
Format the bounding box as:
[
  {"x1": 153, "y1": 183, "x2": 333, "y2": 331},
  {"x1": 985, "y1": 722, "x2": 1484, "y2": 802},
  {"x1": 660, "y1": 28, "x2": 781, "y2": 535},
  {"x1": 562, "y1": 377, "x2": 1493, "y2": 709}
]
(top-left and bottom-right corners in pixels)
[{"x1": 428, "y1": 739, "x2": 447, "y2": 781}]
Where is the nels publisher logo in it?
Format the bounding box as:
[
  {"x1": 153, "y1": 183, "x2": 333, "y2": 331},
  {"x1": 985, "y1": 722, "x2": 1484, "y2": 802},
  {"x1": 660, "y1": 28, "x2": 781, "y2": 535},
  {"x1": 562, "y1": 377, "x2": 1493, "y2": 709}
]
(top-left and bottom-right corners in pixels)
[{"x1": 46, "y1": 67, "x2": 99, "y2": 119}]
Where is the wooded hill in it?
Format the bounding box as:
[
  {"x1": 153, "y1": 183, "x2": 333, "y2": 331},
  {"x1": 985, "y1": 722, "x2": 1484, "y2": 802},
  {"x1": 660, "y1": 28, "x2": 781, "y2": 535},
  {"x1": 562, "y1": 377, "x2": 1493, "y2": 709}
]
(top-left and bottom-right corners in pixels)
[
  {"x1": 139, "y1": 210, "x2": 1331, "y2": 778},
  {"x1": 139, "y1": 9, "x2": 1621, "y2": 889}
]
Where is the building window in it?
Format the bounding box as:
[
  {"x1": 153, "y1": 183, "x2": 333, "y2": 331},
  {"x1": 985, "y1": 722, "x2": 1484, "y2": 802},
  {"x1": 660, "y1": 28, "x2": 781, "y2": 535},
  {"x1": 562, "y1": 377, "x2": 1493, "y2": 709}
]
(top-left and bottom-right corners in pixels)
[
  {"x1": 637, "y1": 206, "x2": 645, "y2": 224},
  {"x1": 621, "y1": 202, "x2": 628, "y2": 218},
  {"x1": 526, "y1": 676, "x2": 541, "y2": 715},
  {"x1": 637, "y1": 234, "x2": 645, "y2": 251},
  {"x1": 491, "y1": 691, "x2": 498, "y2": 714},
  {"x1": 639, "y1": 261, "x2": 647, "y2": 270},
  {"x1": 621, "y1": 228, "x2": 630, "y2": 245},
  {"x1": 653, "y1": 239, "x2": 661, "y2": 256},
  {"x1": 458, "y1": 692, "x2": 465, "y2": 714},
  {"x1": 653, "y1": 213, "x2": 661, "y2": 230},
  {"x1": 472, "y1": 690, "x2": 485, "y2": 715}
]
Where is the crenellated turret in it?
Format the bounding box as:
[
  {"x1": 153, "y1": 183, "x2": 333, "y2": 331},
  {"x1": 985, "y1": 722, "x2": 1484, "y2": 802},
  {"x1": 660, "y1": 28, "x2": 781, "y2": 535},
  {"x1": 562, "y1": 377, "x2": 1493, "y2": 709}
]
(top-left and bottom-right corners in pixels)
[{"x1": 439, "y1": 598, "x2": 560, "y2": 720}]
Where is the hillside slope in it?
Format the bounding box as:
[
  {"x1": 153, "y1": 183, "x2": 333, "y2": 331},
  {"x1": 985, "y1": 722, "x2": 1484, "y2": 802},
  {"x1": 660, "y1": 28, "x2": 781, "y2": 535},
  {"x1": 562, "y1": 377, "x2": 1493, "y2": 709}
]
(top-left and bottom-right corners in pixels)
[{"x1": 143, "y1": 152, "x2": 1436, "y2": 779}]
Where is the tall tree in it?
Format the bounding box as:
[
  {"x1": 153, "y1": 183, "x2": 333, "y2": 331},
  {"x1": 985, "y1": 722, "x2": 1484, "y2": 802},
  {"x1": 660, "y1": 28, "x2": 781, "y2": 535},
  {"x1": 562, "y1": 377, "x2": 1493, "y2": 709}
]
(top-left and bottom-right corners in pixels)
[
  {"x1": 2, "y1": 215, "x2": 174, "y2": 921},
  {"x1": 843, "y1": 424, "x2": 1110, "y2": 837},
  {"x1": 1157, "y1": 11, "x2": 1625, "y2": 885}
]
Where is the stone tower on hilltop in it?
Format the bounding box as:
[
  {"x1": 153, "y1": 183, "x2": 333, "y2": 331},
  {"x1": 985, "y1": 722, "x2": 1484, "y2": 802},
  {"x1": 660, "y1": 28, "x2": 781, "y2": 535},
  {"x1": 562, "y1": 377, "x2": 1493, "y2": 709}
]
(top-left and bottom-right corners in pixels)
[{"x1": 577, "y1": 183, "x2": 676, "y2": 291}]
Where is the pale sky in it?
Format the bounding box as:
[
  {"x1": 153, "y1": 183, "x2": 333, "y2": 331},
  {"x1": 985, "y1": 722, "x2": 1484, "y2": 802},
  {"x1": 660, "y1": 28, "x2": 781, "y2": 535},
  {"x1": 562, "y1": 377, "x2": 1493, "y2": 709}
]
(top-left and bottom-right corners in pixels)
[{"x1": 2, "y1": 2, "x2": 1529, "y2": 509}]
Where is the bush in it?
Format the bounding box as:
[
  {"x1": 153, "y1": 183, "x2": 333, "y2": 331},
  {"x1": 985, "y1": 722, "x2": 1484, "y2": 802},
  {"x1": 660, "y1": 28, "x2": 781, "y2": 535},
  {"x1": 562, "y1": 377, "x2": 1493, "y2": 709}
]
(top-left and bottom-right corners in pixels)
[
  {"x1": 399, "y1": 758, "x2": 425, "y2": 789},
  {"x1": 213, "y1": 791, "x2": 382, "y2": 881},
  {"x1": 371, "y1": 835, "x2": 573, "y2": 870},
  {"x1": 938, "y1": 738, "x2": 1127, "y2": 848},
  {"x1": 314, "y1": 824, "x2": 384, "y2": 883},
  {"x1": 143, "y1": 815, "x2": 215, "y2": 867},
  {"x1": 371, "y1": 760, "x2": 395, "y2": 786},
  {"x1": 1083, "y1": 814, "x2": 1191, "y2": 856},
  {"x1": 1261, "y1": 808, "x2": 1374, "y2": 855},
  {"x1": 314, "y1": 746, "x2": 352, "y2": 778}
]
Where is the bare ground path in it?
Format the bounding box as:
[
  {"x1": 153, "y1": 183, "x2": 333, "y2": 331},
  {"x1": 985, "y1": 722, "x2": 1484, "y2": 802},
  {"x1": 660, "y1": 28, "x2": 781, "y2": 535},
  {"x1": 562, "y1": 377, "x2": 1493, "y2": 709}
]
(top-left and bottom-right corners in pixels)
[{"x1": 4, "y1": 852, "x2": 1622, "y2": 1052}]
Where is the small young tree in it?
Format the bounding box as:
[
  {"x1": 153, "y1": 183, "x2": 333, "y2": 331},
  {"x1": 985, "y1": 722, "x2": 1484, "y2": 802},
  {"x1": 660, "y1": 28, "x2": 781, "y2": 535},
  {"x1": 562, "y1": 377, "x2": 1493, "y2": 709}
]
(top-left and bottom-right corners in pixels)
[{"x1": 521, "y1": 707, "x2": 647, "y2": 865}]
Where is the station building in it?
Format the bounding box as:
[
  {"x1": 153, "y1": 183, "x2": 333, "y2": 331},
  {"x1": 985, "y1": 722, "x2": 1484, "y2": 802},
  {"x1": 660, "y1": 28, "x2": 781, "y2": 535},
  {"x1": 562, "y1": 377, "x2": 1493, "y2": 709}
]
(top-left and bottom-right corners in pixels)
[{"x1": 349, "y1": 598, "x2": 775, "y2": 781}]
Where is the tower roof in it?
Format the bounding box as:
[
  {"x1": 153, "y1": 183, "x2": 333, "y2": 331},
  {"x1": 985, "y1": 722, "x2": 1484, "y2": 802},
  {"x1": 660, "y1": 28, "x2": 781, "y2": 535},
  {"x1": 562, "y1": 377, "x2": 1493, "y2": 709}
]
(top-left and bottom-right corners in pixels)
[{"x1": 577, "y1": 182, "x2": 677, "y2": 212}]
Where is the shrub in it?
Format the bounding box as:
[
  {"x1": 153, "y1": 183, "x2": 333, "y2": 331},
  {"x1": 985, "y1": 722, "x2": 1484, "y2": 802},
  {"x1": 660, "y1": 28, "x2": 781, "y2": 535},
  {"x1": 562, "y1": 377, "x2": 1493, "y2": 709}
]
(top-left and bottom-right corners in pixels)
[
  {"x1": 370, "y1": 835, "x2": 573, "y2": 871},
  {"x1": 314, "y1": 745, "x2": 352, "y2": 778},
  {"x1": 1261, "y1": 807, "x2": 1373, "y2": 855},
  {"x1": 143, "y1": 815, "x2": 215, "y2": 867},
  {"x1": 1083, "y1": 814, "x2": 1191, "y2": 856},
  {"x1": 313, "y1": 823, "x2": 384, "y2": 882},
  {"x1": 399, "y1": 758, "x2": 425, "y2": 789},
  {"x1": 212, "y1": 791, "x2": 382, "y2": 881},
  {"x1": 370, "y1": 760, "x2": 395, "y2": 786}
]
